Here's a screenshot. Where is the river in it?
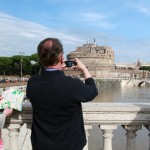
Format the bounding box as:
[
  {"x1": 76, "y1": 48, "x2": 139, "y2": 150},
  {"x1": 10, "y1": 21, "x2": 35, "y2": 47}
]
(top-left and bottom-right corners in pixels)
[
  {"x1": 93, "y1": 86, "x2": 150, "y2": 103},
  {"x1": 89, "y1": 86, "x2": 150, "y2": 150}
]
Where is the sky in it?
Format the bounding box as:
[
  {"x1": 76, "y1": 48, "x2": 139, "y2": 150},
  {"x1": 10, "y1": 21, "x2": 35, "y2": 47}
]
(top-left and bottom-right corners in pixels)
[{"x1": 0, "y1": 0, "x2": 150, "y2": 63}]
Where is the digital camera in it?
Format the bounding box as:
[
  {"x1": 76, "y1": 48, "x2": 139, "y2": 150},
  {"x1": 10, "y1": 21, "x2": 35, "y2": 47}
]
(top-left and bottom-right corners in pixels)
[{"x1": 65, "y1": 60, "x2": 77, "y2": 67}]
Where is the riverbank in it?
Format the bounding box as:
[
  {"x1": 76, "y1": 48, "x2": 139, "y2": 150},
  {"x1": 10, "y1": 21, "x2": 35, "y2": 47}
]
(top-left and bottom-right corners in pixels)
[
  {"x1": 0, "y1": 78, "x2": 121, "y2": 89},
  {"x1": 95, "y1": 78, "x2": 121, "y2": 90},
  {"x1": 0, "y1": 82, "x2": 27, "y2": 88}
]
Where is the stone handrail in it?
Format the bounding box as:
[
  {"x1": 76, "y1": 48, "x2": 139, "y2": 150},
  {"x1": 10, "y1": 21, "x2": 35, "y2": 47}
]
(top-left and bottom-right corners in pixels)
[{"x1": 2, "y1": 102, "x2": 150, "y2": 150}]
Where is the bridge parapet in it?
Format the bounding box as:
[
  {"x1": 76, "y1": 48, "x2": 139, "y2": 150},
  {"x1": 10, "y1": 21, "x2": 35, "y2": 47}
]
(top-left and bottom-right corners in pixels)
[
  {"x1": 122, "y1": 78, "x2": 150, "y2": 87},
  {"x1": 1, "y1": 102, "x2": 150, "y2": 150}
]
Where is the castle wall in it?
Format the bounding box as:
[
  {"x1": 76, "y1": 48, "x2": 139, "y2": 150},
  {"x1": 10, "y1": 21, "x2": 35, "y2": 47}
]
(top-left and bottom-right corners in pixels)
[{"x1": 65, "y1": 43, "x2": 119, "y2": 78}]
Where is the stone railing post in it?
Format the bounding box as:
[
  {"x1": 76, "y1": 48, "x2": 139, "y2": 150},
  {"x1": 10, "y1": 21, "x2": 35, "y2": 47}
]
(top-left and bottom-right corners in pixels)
[
  {"x1": 7, "y1": 124, "x2": 21, "y2": 150},
  {"x1": 83, "y1": 125, "x2": 92, "y2": 150},
  {"x1": 144, "y1": 125, "x2": 150, "y2": 150},
  {"x1": 100, "y1": 125, "x2": 117, "y2": 150},
  {"x1": 18, "y1": 123, "x2": 32, "y2": 150},
  {"x1": 122, "y1": 125, "x2": 142, "y2": 150}
]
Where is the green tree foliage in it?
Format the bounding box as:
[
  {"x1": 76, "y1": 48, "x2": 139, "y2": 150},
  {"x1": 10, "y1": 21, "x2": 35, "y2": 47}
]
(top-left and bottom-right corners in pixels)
[
  {"x1": 0, "y1": 53, "x2": 41, "y2": 76},
  {"x1": 139, "y1": 66, "x2": 150, "y2": 72},
  {"x1": 30, "y1": 53, "x2": 39, "y2": 62},
  {"x1": 0, "y1": 57, "x2": 12, "y2": 75},
  {"x1": 11, "y1": 55, "x2": 21, "y2": 75},
  {"x1": 30, "y1": 53, "x2": 41, "y2": 75}
]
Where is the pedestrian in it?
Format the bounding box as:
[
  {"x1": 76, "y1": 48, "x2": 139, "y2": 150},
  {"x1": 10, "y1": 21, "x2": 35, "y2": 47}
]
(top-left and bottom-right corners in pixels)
[
  {"x1": 0, "y1": 97, "x2": 13, "y2": 150},
  {"x1": 0, "y1": 105, "x2": 13, "y2": 129},
  {"x1": 26, "y1": 37, "x2": 98, "y2": 150}
]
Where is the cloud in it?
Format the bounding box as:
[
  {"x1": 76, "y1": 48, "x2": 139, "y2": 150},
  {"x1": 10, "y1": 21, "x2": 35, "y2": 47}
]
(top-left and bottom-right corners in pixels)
[
  {"x1": 0, "y1": 12, "x2": 150, "y2": 63},
  {"x1": 81, "y1": 12, "x2": 105, "y2": 21},
  {"x1": 137, "y1": 6, "x2": 150, "y2": 14},
  {"x1": 133, "y1": 5, "x2": 150, "y2": 15},
  {"x1": 39, "y1": 0, "x2": 116, "y2": 30},
  {"x1": 74, "y1": 12, "x2": 115, "y2": 29},
  {"x1": 112, "y1": 37, "x2": 150, "y2": 63},
  {"x1": 0, "y1": 12, "x2": 83, "y2": 56},
  {"x1": 126, "y1": 1, "x2": 150, "y2": 15}
]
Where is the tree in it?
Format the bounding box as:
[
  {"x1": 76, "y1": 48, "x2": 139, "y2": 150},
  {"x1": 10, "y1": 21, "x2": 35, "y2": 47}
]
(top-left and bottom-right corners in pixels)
[
  {"x1": 11, "y1": 55, "x2": 22, "y2": 75},
  {"x1": 0, "y1": 57, "x2": 12, "y2": 75},
  {"x1": 139, "y1": 66, "x2": 150, "y2": 72},
  {"x1": 30, "y1": 53, "x2": 39, "y2": 62},
  {"x1": 22, "y1": 56, "x2": 32, "y2": 75},
  {"x1": 0, "y1": 53, "x2": 42, "y2": 76},
  {"x1": 139, "y1": 66, "x2": 150, "y2": 78},
  {"x1": 30, "y1": 53, "x2": 41, "y2": 75}
]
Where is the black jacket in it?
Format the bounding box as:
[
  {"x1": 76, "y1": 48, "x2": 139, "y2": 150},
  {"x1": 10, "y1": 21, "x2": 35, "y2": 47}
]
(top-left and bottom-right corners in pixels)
[{"x1": 26, "y1": 70, "x2": 98, "y2": 150}]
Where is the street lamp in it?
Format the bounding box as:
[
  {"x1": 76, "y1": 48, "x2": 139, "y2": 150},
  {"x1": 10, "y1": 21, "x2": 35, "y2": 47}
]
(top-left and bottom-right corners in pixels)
[{"x1": 19, "y1": 52, "x2": 25, "y2": 82}]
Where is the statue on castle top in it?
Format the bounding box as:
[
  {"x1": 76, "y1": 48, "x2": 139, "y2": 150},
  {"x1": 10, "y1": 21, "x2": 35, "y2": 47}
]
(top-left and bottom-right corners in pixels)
[{"x1": 93, "y1": 38, "x2": 96, "y2": 43}]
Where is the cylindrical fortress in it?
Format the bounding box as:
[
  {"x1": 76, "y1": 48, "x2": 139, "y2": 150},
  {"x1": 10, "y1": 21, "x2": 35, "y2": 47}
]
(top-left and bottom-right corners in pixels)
[
  {"x1": 65, "y1": 42, "x2": 115, "y2": 78},
  {"x1": 67, "y1": 43, "x2": 115, "y2": 70}
]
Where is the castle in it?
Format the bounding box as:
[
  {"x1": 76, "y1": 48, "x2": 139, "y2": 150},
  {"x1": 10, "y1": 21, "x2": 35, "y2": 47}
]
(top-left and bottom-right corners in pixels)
[{"x1": 65, "y1": 42, "x2": 150, "y2": 78}]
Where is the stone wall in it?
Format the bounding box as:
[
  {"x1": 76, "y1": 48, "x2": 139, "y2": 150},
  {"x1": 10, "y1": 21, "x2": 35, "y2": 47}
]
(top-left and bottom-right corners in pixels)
[
  {"x1": 67, "y1": 43, "x2": 115, "y2": 71},
  {"x1": 94, "y1": 79, "x2": 121, "y2": 90},
  {"x1": 64, "y1": 42, "x2": 116, "y2": 78}
]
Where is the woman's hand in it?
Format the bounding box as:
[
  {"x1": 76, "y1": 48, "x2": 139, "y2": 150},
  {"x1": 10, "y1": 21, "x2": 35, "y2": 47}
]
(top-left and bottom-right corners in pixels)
[
  {"x1": 0, "y1": 96, "x2": 13, "y2": 117},
  {"x1": 3, "y1": 107, "x2": 13, "y2": 117},
  {"x1": 0, "y1": 96, "x2": 3, "y2": 101}
]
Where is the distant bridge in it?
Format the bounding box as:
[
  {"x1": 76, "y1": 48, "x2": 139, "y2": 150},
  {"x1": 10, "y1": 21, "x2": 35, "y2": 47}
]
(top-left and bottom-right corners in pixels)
[{"x1": 123, "y1": 78, "x2": 150, "y2": 87}]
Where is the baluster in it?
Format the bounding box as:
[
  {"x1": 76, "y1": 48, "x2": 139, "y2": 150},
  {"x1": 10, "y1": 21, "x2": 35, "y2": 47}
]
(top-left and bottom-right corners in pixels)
[
  {"x1": 83, "y1": 125, "x2": 92, "y2": 150},
  {"x1": 122, "y1": 125, "x2": 142, "y2": 150},
  {"x1": 144, "y1": 125, "x2": 150, "y2": 150},
  {"x1": 7, "y1": 124, "x2": 21, "y2": 150},
  {"x1": 100, "y1": 125, "x2": 117, "y2": 150},
  {"x1": 18, "y1": 123, "x2": 32, "y2": 150}
]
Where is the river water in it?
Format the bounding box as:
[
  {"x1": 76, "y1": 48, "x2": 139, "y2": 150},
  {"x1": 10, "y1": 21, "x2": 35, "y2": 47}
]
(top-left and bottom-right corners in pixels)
[
  {"x1": 93, "y1": 86, "x2": 150, "y2": 103},
  {"x1": 89, "y1": 86, "x2": 150, "y2": 150}
]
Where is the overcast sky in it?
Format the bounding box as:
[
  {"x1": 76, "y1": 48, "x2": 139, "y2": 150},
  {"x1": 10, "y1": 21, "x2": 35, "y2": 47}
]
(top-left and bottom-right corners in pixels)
[{"x1": 0, "y1": 0, "x2": 150, "y2": 63}]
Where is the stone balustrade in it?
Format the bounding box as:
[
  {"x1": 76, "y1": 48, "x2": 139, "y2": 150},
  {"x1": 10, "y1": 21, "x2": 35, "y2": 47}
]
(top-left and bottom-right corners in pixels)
[{"x1": 2, "y1": 102, "x2": 150, "y2": 150}]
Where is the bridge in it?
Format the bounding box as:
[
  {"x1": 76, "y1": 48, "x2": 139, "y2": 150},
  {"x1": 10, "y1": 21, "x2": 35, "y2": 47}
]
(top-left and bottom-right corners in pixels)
[
  {"x1": 2, "y1": 102, "x2": 150, "y2": 150},
  {"x1": 1, "y1": 82, "x2": 150, "y2": 149},
  {"x1": 122, "y1": 78, "x2": 150, "y2": 87}
]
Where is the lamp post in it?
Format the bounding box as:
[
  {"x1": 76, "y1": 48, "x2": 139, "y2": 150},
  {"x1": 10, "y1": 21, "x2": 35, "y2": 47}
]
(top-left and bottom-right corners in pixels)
[{"x1": 19, "y1": 52, "x2": 25, "y2": 82}]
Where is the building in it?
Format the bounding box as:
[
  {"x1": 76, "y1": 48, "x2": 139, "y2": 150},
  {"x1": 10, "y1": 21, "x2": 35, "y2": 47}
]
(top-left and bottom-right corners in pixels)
[
  {"x1": 65, "y1": 42, "x2": 150, "y2": 78},
  {"x1": 65, "y1": 42, "x2": 115, "y2": 78}
]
